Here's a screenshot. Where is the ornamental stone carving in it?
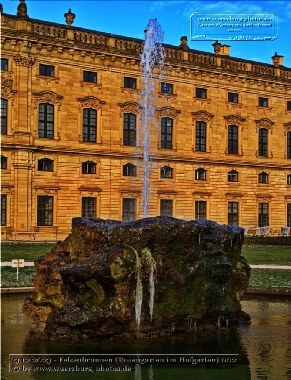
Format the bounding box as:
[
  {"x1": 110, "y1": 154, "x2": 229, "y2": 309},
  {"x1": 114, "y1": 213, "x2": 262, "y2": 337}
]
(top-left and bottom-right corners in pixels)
[
  {"x1": 118, "y1": 101, "x2": 142, "y2": 114},
  {"x1": 33, "y1": 91, "x2": 63, "y2": 109},
  {"x1": 1, "y1": 75, "x2": 13, "y2": 90},
  {"x1": 224, "y1": 115, "x2": 246, "y2": 126},
  {"x1": 77, "y1": 96, "x2": 106, "y2": 110},
  {"x1": 14, "y1": 55, "x2": 35, "y2": 67},
  {"x1": 156, "y1": 106, "x2": 181, "y2": 118},
  {"x1": 1, "y1": 15, "x2": 17, "y2": 28},
  {"x1": 255, "y1": 118, "x2": 275, "y2": 129},
  {"x1": 192, "y1": 110, "x2": 214, "y2": 122},
  {"x1": 1, "y1": 87, "x2": 17, "y2": 104}
]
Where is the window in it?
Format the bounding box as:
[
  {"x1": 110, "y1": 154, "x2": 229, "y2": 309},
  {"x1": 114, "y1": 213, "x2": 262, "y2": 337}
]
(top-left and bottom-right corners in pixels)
[
  {"x1": 287, "y1": 131, "x2": 291, "y2": 159},
  {"x1": 161, "y1": 166, "x2": 173, "y2": 178},
  {"x1": 37, "y1": 195, "x2": 53, "y2": 226},
  {"x1": 161, "y1": 117, "x2": 173, "y2": 149},
  {"x1": 122, "y1": 198, "x2": 136, "y2": 221},
  {"x1": 195, "y1": 121, "x2": 206, "y2": 152},
  {"x1": 82, "y1": 197, "x2": 96, "y2": 218},
  {"x1": 258, "y1": 171, "x2": 268, "y2": 184},
  {"x1": 38, "y1": 103, "x2": 54, "y2": 138},
  {"x1": 1, "y1": 155, "x2": 7, "y2": 169},
  {"x1": 124, "y1": 77, "x2": 136, "y2": 89},
  {"x1": 1, "y1": 194, "x2": 7, "y2": 226},
  {"x1": 287, "y1": 203, "x2": 291, "y2": 227},
  {"x1": 123, "y1": 113, "x2": 136, "y2": 146},
  {"x1": 195, "y1": 201, "x2": 207, "y2": 220},
  {"x1": 160, "y1": 199, "x2": 173, "y2": 217},
  {"x1": 258, "y1": 202, "x2": 269, "y2": 227},
  {"x1": 39, "y1": 64, "x2": 55, "y2": 77},
  {"x1": 1, "y1": 58, "x2": 8, "y2": 70},
  {"x1": 287, "y1": 174, "x2": 291, "y2": 185},
  {"x1": 82, "y1": 161, "x2": 96, "y2": 174},
  {"x1": 1, "y1": 98, "x2": 7, "y2": 135},
  {"x1": 287, "y1": 101, "x2": 291, "y2": 111},
  {"x1": 83, "y1": 71, "x2": 97, "y2": 83},
  {"x1": 228, "y1": 92, "x2": 238, "y2": 103},
  {"x1": 228, "y1": 170, "x2": 238, "y2": 182},
  {"x1": 228, "y1": 202, "x2": 239, "y2": 226},
  {"x1": 38, "y1": 158, "x2": 53, "y2": 172},
  {"x1": 228, "y1": 125, "x2": 238, "y2": 154},
  {"x1": 196, "y1": 88, "x2": 207, "y2": 99},
  {"x1": 161, "y1": 82, "x2": 173, "y2": 94},
  {"x1": 195, "y1": 168, "x2": 207, "y2": 180},
  {"x1": 123, "y1": 163, "x2": 136, "y2": 176},
  {"x1": 83, "y1": 108, "x2": 97, "y2": 142},
  {"x1": 259, "y1": 97, "x2": 268, "y2": 107},
  {"x1": 258, "y1": 128, "x2": 268, "y2": 157}
]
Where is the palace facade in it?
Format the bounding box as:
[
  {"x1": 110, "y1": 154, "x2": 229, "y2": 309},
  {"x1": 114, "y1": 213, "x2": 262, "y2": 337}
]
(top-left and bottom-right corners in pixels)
[{"x1": 1, "y1": 1, "x2": 291, "y2": 241}]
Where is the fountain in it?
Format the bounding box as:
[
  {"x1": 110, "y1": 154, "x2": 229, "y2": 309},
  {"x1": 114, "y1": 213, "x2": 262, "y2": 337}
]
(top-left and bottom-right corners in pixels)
[
  {"x1": 23, "y1": 217, "x2": 251, "y2": 339},
  {"x1": 139, "y1": 19, "x2": 164, "y2": 217}
]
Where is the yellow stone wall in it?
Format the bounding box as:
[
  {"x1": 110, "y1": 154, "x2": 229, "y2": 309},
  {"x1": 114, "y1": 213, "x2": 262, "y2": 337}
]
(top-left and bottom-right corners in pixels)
[{"x1": 1, "y1": 13, "x2": 291, "y2": 241}]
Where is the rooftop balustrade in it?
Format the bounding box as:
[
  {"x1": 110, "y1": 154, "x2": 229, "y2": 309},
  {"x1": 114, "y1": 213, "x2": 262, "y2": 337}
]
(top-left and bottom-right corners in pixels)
[{"x1": 1, "y1": 13, "x2": 291, "y2": 80}]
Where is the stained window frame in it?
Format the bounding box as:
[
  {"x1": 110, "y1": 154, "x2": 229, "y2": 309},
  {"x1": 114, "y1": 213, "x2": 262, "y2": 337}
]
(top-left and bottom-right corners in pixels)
[
  {"x1": 39, "y1": 64, "x2": 55, "y2": 77},
  {"x1": 195, "y1": 121, "x2": 206, "y2": 152},
  {"x1": 123, "y1": 113, "x2": 136, "y2": 146},
  {"x1": 122, "y1": 198, "x2": 136, "y2": 221},
  {"x1": 82, "y1": 108, "x2": 97, "y2": 142},
  {"x1": 161, "y1": 117, "x2": 173, "y2": 149},
  {"x1": 37, "y1": 195, "x2": 53, "y2": 226},
  {"x1": 38, "y1": 103, "x2": 54, "y2": 139},
  {"x1": 1, "y1": 98, "x2": 8, "y2": 135},
  {"x1": 82, "y1": 197, "x2": 97, "y2": 218}
]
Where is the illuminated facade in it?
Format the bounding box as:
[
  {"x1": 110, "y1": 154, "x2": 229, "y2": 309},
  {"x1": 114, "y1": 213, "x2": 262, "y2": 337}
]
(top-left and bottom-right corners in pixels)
[{"x1": 1, "y1": 2, "x2": 291, "y2": 241}]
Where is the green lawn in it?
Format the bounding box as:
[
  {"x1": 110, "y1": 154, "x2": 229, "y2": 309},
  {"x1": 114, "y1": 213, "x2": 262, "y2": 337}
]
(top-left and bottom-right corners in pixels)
[
  {"x1": 249, "y1": 269, "x2": 291, "y2": 288},
  {"x1": 1, "y1": 244, "x2": 290, "y2": 288},
  {"x1": 242, "y1": 246, "x2": 291, "y2": 266},
  {"x1": 1, "y1": 243, "x2": 54, "y2": 261}
]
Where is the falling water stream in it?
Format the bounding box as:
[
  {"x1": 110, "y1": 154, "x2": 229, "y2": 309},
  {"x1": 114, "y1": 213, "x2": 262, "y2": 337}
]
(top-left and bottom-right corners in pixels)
[{"x1": 139, "y1": 19, "x2": 164, "y2": 217}]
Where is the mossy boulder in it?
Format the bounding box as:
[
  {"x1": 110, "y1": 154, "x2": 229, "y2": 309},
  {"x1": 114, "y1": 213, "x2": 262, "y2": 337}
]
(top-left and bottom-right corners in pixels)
[{"x1": 23, "y1": 217, "x2": 251, "y2": 339}]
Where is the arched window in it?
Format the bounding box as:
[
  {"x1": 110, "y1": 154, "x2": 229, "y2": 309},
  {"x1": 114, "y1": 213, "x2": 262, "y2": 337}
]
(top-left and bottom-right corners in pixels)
[
  {"x1": 123, "y1": 163, "x2": 136, "y2": 176},
  {"x1": 123, "y1": 113, "x2": 136, "y2": 146},
  {"x1": 195, "y1": 168, "x2": 207, "y2": 180},
  {"x1": 258, "y1": 171, "x2": 268, "y2": 184},
  {"x1": 82, "y1": 161, "x2": 96, "y2": 174},
  {"x1": 161, "y1": 117, "x2": 173, "y2": 149},
  {"x1": 38, "y1": 103, "x2": 54, "y2": 138},
  {"x1": 83, "y1": 108, "x2": 97, "y2": 142},
  {"x1": 228, "y1": 170, "x2": 238, "y2": 182},
  {"x1": 38, "y1": 158, "x2": 54, "y2": 172},
  {"x1": 161, "y1": 166, "x2": 173, "y2": 178}
]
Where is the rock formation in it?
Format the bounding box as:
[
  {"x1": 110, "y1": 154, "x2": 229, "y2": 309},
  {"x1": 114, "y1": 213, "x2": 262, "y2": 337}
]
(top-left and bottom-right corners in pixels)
[{"x1": 23, "y1": 217, "x2": 251, "y2": 340}]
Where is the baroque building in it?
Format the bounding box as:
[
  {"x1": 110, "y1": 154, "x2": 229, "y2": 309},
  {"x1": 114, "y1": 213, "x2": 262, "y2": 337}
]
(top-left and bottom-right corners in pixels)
[{"x1": 1, "y1": 1, "x2": 291, "y2": 241}]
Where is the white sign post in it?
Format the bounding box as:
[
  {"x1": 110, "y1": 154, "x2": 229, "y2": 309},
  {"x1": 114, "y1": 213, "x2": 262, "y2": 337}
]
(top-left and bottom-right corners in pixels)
[{"x1": 11, "y1": 259, "x2": 25, "y2": 282}]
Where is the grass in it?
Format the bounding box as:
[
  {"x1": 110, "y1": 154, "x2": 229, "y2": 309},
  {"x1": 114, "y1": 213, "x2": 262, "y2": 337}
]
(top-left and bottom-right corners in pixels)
[
  {"x1": 1, "y1": 243, "x2": 54, "y2": 288},
  {"x1": 249, "y1": 269, "x2": 291, "y2": 288},
  {"x1": 0, "y1": 244, "x2": 290, "y2": 288},
  {"x1": 1, "y1": 243, "x2": 54, "y2": 261},
  {"x1": 241, "y1": 246, "x2": 291, "y2": 266}
]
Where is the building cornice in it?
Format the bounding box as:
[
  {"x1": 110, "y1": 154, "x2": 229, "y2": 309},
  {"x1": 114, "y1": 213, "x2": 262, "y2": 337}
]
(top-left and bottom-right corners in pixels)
[{"x1": 1, "y1": 13, "x2": 291, "y2": 84}]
